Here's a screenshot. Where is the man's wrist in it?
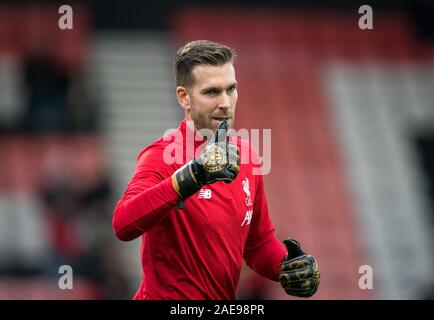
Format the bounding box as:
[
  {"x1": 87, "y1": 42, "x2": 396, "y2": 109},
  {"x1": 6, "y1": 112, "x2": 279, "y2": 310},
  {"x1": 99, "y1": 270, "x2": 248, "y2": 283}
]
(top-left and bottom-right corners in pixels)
[{"x1": 172, "y1": 161, "x2": 203, "y2": 199}]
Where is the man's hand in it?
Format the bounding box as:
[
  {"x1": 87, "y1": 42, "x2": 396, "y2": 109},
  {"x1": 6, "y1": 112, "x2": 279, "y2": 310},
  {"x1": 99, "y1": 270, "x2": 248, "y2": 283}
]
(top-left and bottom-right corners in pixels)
[
  {"x1": 279, "y1": 238, "x2": 320, "y2": 298},
  {"x1": 172, "y1": 120, "x2": 240, "y2": 199}
]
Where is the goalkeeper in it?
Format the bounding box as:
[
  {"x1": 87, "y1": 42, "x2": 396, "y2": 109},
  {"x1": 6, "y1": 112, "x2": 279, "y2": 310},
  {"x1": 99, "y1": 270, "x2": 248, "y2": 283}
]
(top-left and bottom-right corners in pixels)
[{"x1": 112, "y1": 40, "x2": 320, "y2": 300}]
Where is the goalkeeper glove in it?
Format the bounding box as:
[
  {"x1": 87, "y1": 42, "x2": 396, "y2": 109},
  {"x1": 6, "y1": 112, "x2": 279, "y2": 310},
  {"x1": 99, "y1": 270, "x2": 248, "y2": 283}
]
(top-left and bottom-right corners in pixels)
[
  {"x1": 172, "y1": 120, "x2": 240, "y2": 199},
  {"x1": 279, "y1": 238, "x2": 320, "y2": 298}
]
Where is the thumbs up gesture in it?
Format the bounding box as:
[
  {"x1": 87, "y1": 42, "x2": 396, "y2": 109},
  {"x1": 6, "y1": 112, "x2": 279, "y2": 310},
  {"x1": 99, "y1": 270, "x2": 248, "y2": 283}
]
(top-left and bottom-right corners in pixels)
[
  {"x1": 278, "y1": 238, "x2": 320, "y2": 298},
  {"x1": 172, "y1": 120, "x2": 240, "y2": 199}
]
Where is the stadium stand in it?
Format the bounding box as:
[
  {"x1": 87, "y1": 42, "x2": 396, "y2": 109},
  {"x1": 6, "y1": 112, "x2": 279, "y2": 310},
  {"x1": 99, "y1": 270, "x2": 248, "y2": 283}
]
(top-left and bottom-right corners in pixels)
[{"x1": 0, "y1": 5, "x2": 129, "y2": 299}]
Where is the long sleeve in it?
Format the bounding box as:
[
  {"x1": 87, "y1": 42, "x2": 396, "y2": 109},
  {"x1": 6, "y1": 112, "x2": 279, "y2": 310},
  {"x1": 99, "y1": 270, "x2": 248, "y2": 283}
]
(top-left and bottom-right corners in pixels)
[
  {"x1": 112, "y1": 145, "x2": 180, "y2": 241},
  {"x1": 243, "y1": 174, "x2": 287, "y2": 281}
]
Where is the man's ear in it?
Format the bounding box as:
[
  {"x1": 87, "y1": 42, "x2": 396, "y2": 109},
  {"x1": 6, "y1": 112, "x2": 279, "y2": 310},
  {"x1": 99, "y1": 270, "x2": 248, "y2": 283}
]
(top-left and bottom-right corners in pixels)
[{"x1": 176, "y1": 86, "x2": 191, "y2": 112}]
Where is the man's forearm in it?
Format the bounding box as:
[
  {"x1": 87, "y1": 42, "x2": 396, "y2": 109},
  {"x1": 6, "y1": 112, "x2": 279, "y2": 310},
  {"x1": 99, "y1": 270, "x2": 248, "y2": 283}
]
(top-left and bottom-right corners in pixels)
[
  {"x1": 244, "y1": 237, "x2": 287, "y2": 281},
  {"x1": 113, "y1": 177, "x2": 180, "y2": 241}
]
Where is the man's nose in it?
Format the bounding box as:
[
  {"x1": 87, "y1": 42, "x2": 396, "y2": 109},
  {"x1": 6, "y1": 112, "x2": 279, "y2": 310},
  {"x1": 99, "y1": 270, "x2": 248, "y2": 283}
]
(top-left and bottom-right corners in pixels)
[{"x1": 218, "y1": 92, "x2": 231, "y2": 109}]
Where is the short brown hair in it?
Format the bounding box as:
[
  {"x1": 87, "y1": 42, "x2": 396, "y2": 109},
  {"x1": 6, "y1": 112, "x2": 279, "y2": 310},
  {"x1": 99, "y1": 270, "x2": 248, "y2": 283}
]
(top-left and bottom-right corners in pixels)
[{"x1": 174, "y1": 40, "x2": 236, "y2": 88}]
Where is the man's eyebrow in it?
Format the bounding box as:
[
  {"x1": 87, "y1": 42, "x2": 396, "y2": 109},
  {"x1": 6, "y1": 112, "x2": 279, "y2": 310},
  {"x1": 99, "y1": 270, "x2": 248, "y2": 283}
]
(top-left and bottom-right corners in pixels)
[
  {"x1": 200, "y1": 82, "x2": 238, "y2": 93},
  {"x1": 200, "y1": 86, "x2": 220, "y2": 93}
]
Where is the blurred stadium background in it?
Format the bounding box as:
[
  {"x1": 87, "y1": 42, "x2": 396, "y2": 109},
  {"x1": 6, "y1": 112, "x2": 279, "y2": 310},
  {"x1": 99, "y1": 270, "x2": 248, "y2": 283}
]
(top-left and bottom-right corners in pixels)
[{"x1": 0, "y1": 0, "x2": 433, "y2": 299}]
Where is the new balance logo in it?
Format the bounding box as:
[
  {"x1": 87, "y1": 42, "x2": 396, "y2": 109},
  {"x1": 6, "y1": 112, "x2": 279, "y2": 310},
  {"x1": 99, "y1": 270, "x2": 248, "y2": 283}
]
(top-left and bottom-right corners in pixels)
[
  {"x1": 241, "y1": 210, "x2": 253, "y2": 226},
  {"x1": 198, "y1": 188, "x2": 212, "y2": 199}
]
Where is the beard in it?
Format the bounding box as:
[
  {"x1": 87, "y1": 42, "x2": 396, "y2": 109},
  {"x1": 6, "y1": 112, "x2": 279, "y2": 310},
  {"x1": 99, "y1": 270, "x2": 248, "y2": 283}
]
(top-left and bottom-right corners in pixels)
[
  {"x1": 199, "y1": 116, "x2": 233, "y2": 132},
  {"x1": 189, "y1": 110, "x2": 234, "y2": 132}
]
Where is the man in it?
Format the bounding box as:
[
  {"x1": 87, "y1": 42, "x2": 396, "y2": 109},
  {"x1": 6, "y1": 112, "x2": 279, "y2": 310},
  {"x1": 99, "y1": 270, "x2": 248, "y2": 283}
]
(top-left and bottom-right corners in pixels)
[{"x1": 112, "y1": 40, "x2": 320, "y2": 300}]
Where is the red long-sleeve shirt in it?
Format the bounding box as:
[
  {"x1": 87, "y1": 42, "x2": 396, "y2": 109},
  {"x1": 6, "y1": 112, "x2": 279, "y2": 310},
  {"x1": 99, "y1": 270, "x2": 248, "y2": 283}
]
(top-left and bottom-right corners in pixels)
[{"x1": 112, "y1": 119, "x2": 286, "y2": 299}]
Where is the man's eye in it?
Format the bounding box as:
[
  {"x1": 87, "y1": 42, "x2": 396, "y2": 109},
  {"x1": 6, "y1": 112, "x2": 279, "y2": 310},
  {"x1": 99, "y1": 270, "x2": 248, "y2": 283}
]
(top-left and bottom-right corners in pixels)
[
  {"x1": 228, "y1": 86, "x2": 236, "y2": 92},
  {"x1": 206, "y1": 90, "x2": 217, "y2": 95}
]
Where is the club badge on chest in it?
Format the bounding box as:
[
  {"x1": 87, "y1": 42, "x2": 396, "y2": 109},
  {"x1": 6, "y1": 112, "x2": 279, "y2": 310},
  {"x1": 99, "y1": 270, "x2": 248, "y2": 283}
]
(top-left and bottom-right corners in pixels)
[
  {"x1": 242, "y1": 177, "x2": 252, "y2": 207},
  {"x1": 241, "y1": 177, "x2": 253, "y2": 227}
]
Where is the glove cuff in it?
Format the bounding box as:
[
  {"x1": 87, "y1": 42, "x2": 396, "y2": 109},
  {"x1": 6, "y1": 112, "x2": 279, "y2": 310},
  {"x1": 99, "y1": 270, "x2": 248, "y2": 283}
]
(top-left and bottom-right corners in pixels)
[{"x1": 172, "y1": 161, "x2": 203, "y2": 199}]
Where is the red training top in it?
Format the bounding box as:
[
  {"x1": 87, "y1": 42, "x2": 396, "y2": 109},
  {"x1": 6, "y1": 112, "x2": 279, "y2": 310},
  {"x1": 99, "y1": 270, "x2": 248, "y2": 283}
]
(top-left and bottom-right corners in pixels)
[{"x1": 112, "y1": 119, "x2": 286, "y2": 299}]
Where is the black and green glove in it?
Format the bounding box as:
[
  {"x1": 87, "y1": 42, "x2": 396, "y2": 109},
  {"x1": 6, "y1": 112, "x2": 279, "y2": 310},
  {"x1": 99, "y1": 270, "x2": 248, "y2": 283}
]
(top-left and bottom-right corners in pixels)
[
  {"x1": 172, "y1": 120, "x2": 240, "y2": 199},
  {"x1": 279, "y1": 238, "x2": 320, "y2": 298}
]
